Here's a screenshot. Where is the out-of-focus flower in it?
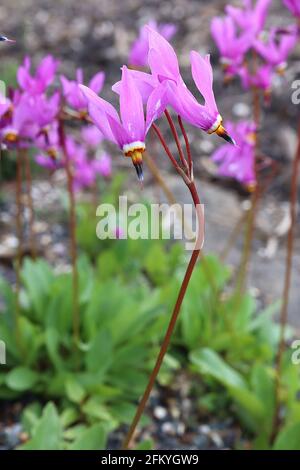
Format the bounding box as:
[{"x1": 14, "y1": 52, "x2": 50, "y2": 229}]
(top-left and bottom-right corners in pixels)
[
  {"x1": 239, "y1": 63, "x2": 273, "y2": 99},
  {"x1": 92, "y1": 153, "x2": 112, "y2": 179},
  {"x1": 35, "y1": 121, "x2": 61, "y2": 170},
  {"x1": 80, "y1": 65, "x2": 168, "y2": 181},
  {"x1": 283, "y1": 0, "x2": 300, "y2": 18},
  {"x1": 17, "y1": 55, "x2": 59, "y2": 95},
  {"x1": 254, "y1": 26, "x2": 298, "y2": 71},
  {"x1": 212, "y1": 120, "x2": 257, "y2": 188},
  {"x1": 129, "y1": 20, "x2": 177, "y2": 68},
  {"x1": 81, "y1": 125, "x2": 104, "y2": 147},
  {"x1": 61, "y1": 69, "x2": 105, "y2": 114},
  {"x1": 0, "y1": 93, "x2": 40, "y2": 146},
  {"x1": 211, "y1": 15, "x2": 253, "y2": 76},
  {"x1": 226, "y1": 0, "x2": 272, "y2": 35}
]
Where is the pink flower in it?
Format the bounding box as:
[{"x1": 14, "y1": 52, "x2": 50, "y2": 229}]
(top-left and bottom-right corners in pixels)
[
  {"x1": 212, "y1": 121, "x2": 256, "y2": 188},
  {"x1": 60, "y1": 69, "x2": 105, "y2": 113},
  {"x1": 283, "y1": 0, "x2": 300, "y2": 18},
  {"x1": 239, "y1": 63, "x2": 273, "y2": 96},
  {"x1": 81, "y1": 125, "x2": 104, "y2": 147},
  {"x1": 35, "y1": 121, "x2": 61, "y2": 170},
  {"x1": 254, "y1": 26, "x2": 298, "y2": 70},
  {"x1": 211, "y1": 15, "x2": 253, "y2": 72},
  {"x1": 129, "y1": 20, "x2": 177, "y2": 68},
  {"x1": 80, "y1": 65, "x2": 168, "y2": 181},
  {"x1": 92, "y1": 153, "x2": 112, "y2": 178},
  {"x1": 0, "y1": 92, "x2": 40, "y2": 146},
  {"x1": 226, "y1": 0, "x2": 272, "y2": 35},
  {"x1": 17, "y1": 55, "x2": 59, "y2": 95}
]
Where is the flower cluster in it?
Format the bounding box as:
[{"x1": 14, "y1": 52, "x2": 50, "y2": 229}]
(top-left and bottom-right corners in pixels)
[
  {"x1": 81, "y1": 25, "x2": 235, "y2": 181},
  {"x1": 0, "y1": 55, "x2": 112, "y2": 191},
  {"x1": 211, "y1": 0, "x2": 298, "y2": 97}
]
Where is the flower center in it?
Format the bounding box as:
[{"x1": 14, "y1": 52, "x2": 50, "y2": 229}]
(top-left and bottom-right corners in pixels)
[
  {"x1": 207, "y1": 114, "x2": 222, "y2": 134},
  {"x1": 123, "y1": 142, "x2": 145, "y2": 182},
  {"x1": 5, "y1": 131, "x2": 18, "y2": 143}
]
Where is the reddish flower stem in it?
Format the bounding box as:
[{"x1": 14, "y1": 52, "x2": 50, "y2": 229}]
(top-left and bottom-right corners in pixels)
[
  {"x1": 178, "y1": 115, "x2": 193, "y2": 173},
  {"x1": 164, "y1": 110, "x2": 189, "y2": 171},
  {"x1": 15, "y1": 151, "x2": 23, "y2": 349},
  {"x1": 272, "y1": 119, "x2": 300, "y2": 441},
  {"x1": 58, "y1": 120, "x2": 80, "y2": 346},
  {"x1": 122, "y1": 126, "x2": 203, "y2": 450}
]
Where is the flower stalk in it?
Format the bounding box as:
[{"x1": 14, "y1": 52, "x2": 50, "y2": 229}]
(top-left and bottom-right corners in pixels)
[
  {"x1": 122, "y1": 117, "x2": 204, "y2": 449},
  {"x1": 58, "y1": 120, "x2": 80, "y2": 346},
  {"x1": 272, "y1": 118, "x2": 300, "y2": 441},
  {"x1": 23, "y1": 150, "x2": 37, "y2": 259}
]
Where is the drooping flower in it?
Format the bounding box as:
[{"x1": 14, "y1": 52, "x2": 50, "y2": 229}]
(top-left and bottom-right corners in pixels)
[
  {"x1": 283, "y1": 0, "x2": 300, "y2": 18},
  {"x1": 254, "y1": 26, "x2": 298, "y2": 72},
  {"x1": 92, "y1": 153, "x2": 112, "y2": 179},
  {"x1": 211, "y1": 120, "x2": 257, "y2": 188},
  {"x1": 35, "y1": 121, "x2": 61, "y2": 170},
  {"x1": 225, "y1": 0, "x2": 272, "y2": 36},
  {"x1": 0, "y1": 92, "x2": 40, "y2": 146},
  {"x1": 129, "y1": 20, "x2": 177, "y2": 68},
  {"x1": 17, "y1": 55, "x2": 59, "y2": 95},
  {"x1": 60, "y1": 69, "x2": 105, "y2": 114},
  {"x1": 211, "y1": 15, "x2": 253, "y2": 76},
  {"x1": 80, "y1": 65, "x2": 168, "y2": 181}
]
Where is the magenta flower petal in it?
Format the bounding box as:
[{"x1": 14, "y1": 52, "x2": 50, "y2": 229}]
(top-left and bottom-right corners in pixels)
[
  {"x1": 147, "y1": 26, "x2": 180, "y2": 81},
  {"x1": 107, "y1": 114, "x2": 128, "y2": 148},
  {"x1": 190, "y1": 52, "x2": 218, "y2": 116},
  {"x1": 112, "y1": 69, "x2": 157, "y2": 103},
  {"x1": 119, "y1": 66, "x2": 145, "y2": 142},
  {"x1": 145, "y1": 82, "x2": 168, "y2": 133},
  {"x1": 79, "y1": 84, "x2": 121, "y2": 144}
]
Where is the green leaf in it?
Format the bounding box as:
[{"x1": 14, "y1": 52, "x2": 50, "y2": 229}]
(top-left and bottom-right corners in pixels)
[
  {"x1": 190, "y1": 348, "x2": 247, "y2": 390},
  {"x1": 6, "y1": 367, "x2": 39, "y2": 391},
  {"x1": 20, "y1": 402, "x2": 62, "y2": 450},
  {"x1": 68, "y1": 423, "x2": 107, "y2": 450},
  {"x1": 65, "y1": 377, "x2": 86, "y2": 404},
  {"x1": 85, "y1": 329, "x2": 113, "y2": 375},
  {"x1": 273, "y1": 422, "x2": 300, "y2": 450}
]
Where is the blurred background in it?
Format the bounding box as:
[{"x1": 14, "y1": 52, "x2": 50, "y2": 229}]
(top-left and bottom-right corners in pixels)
[{"x1": 0, "y1": 0, "x2": 300, "y2": 451}]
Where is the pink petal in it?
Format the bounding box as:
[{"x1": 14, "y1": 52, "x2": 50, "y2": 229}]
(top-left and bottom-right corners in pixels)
[
  {"x1": 190, "y1": 52, "x2": 218, "y2": 114},
  {"x1": 89, "y1": 71, "x2": 105, "y2": 94},
  {"x1": 119, "y1": 65, "x2": 145, "y2": 142}
]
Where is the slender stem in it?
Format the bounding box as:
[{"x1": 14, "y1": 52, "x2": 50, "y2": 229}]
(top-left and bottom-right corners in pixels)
[
  {"x1": 152, "y1": 123, "x2": 178, "y2": 168},
  {"x1": 235, "y1": 84, "x2": 261, "y2": 292},
  {"x1": 15, "y1": 151, "x2": 23, "y2": 349},
  {"x1": 164, "y1": 110, "x2": 189, "y2": 171},
  {"x1": 122, "y1": 124, "x2": 203, "y2": 448},
  {"x1": 23, "y1": 151, "x2": 37, "y2": 259},
  {"x1": 178, "y1": 115, "x2": 192, "y2": 173},
  {"x1": 58, "y1": 121, "x2": 80, "y2": 346},
  {"x1": 272, "y1": 120, "x2": 300, "y2": 441}
]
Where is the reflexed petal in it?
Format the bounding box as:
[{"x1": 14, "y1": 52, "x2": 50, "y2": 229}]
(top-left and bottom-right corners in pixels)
[
  {"x1": 89, "y1": 71, "x2": 105, "y2": 94},
  {"x1": 190, "y1": 52, "x2": 218, "y2": 114},
  {"x1": 119, "y1": 65, "x2": 145, "y2": 142},
  {"x1": 145, "y1": 82, "x2": 168, "y2": 133}
]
